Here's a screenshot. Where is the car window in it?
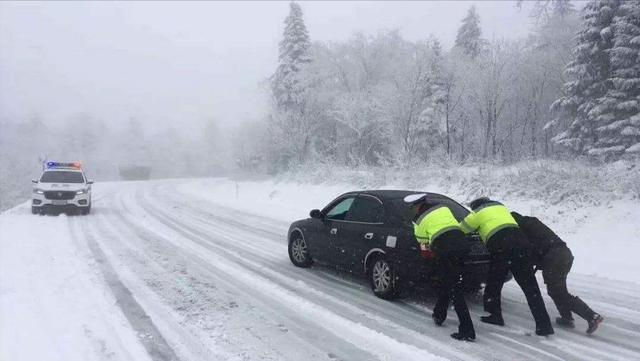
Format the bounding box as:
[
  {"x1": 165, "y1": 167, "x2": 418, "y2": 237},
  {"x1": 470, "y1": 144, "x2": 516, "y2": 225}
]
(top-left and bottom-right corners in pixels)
[
  {"x1": 40, "y1": 171, "x2": 85, "y2": 183},
  {"x1": 345, "y1": 196, "x2": 384, "y2": 223},
  {"x1": 325, "y1": 197, "x2": 355, "y2": 220},
  {"x1": 430, "y1": 197, "x2": 470, "y2": 221},
  {"x1": 391, "y1": 196, "x2": 470, "y2": 226}
]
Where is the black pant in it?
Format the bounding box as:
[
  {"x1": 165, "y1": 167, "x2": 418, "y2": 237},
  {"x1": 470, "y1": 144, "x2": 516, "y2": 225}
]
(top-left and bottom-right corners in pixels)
[
  {"x1": 542, "y1": 246, "x2": 596, "y2": 321},
  {"x1": 484, "y1": 246, "x2": 553, "y2": 331},
  {"x1": 433, "y1": 251, "x2": 475, "y2": 337}
]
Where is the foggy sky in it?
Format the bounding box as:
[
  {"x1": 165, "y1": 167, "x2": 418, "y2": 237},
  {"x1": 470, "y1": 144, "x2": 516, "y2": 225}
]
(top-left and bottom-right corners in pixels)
[{"x1": 0, "y1": 1, "x2": 550, "y2": 129}]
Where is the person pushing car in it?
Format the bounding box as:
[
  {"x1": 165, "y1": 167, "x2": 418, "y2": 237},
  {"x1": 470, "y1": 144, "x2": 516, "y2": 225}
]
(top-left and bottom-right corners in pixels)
[
  {"x1": 511, "y1": 211, "x2": 604, "y2": 334},
  {"x1": 460, "y1": 197, "x2": 554, "y2": 336},
  {"x1": 405, "y1": 194, "x2": 476, "y2": 341}
]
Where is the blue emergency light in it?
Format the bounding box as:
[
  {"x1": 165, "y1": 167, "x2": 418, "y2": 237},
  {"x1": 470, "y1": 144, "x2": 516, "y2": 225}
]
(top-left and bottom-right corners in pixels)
[{"x1": 46, "y1": 161, "x2": 82, "y2": 169}]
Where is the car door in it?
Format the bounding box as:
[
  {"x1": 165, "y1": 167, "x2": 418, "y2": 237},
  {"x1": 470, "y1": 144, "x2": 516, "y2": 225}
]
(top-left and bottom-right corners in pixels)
[
  {"x1": 312, "y1": 196, "x2": 356, "y2": 265},
  {"x1": 333, "y1": 195, "x2": 386, "y2": 270}
]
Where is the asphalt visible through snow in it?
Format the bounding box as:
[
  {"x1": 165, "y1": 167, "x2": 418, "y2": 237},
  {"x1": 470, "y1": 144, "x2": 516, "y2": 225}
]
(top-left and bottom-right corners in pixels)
[{"x1": 4, "y1": 179, "x2": 640, "y2": 361}]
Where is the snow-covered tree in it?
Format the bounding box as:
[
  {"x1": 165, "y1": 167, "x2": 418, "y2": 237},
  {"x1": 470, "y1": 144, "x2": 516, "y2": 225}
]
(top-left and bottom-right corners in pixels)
[
  {"x1": 268, "y1": 2, "x2": 319, "y2": 168},
  {"x1": 600, "y1": 1, "x2": 640, "y2": 156},
  {"x1": 521, "y1": 2, "x2": 579, "y2": 157},
  {"x1": 525, "y1": 0, "x2": 576, "y2": 22},
  {"x1": 271, "y1": 2, "x2": 312, "y2": 111},
  {"x1": 455, "y1": 6, "x2": 483, "y2": 59},
  {"x1": 390, "y1": 39, "x2": 444, "y2": 163},
  {"x1": 551, "y1": 0, "x2": 621, "y2": 157}
]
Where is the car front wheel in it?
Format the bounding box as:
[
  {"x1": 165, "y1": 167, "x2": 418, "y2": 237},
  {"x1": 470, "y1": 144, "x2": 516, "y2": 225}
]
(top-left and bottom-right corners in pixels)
[
  {"x1": 288, "y1": 232, "x2": 313, "y2": 267},
  {"x1": 370, "y1": 256, "x2": 400, "y2": 300}
]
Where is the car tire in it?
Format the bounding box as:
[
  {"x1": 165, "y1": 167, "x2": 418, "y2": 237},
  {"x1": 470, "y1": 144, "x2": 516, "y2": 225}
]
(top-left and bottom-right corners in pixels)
[
  {"x1": 288, "y1": 232, "x2": 313, "y2": 268},
  {"x1": 369, "y1": 255, "x2": 400, "y2": 300},
  {"x1": 82, "y1": 205, "x2": 91, "y2": 215}
]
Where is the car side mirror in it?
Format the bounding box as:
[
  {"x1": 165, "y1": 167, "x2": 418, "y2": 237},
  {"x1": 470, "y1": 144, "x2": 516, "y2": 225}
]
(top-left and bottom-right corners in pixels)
[
  {"x1": 309, "y1": 209, "x2": 322, "y2": 219},
  {"x1": 31, "y1": 179, "x2": 38, "y2": 183},
  {"x1": 87, "y1": 180, "x2": 94, "y2": 185}
]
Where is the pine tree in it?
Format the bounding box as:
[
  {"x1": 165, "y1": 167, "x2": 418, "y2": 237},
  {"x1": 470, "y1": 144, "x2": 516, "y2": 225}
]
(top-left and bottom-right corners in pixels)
[
  {"x1": 551, "y1": 0, "x2": 621, "y2": 157},
  {"x1": 455, "y1": 6, "x2": 483, "y2": 59},
  {"x1": 268, "y1": 2, "x2": 315, "y2": 168},
  {"x1": 602, "y1": 1, "x2": 640, "y2": 155},
  {"x1": 553, "y1": 0, "x2": 575, "y2": 18},
  {"x1": 271, "y1": 2, "x2": 312, "y2": 111}
]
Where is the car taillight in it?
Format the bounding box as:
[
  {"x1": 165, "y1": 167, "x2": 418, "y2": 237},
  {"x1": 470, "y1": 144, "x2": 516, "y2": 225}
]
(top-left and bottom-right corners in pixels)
[{"x1": 420, "y1": 244, "x2": 434, "y2": 259}]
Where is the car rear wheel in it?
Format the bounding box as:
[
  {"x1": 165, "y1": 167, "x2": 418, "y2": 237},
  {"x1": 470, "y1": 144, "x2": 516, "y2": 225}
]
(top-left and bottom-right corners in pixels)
[
  {"x1": 370, "y1": 256, "x2": 400, "y2": 300},
  {"x1": 288, "y1": 232, "x2": 312, "y2": 267}
]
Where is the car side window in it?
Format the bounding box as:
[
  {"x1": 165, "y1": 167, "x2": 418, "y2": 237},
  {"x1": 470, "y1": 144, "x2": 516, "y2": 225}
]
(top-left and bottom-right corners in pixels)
[
  {"x1": 345, "y1": 196, "x2": 384, "y2": 223},
  {"x1": 426, "y1": 197, "x2": 469, "y2": 222},
  {"x1": 325, "y1": 197, "x2": 355, "y2": 221}
]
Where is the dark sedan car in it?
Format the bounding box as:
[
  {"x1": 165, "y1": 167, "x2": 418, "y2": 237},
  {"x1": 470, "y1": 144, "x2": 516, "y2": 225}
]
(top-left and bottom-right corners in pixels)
[{"x1": 287, "y1": 190, "x2": 490, "y2": 299}]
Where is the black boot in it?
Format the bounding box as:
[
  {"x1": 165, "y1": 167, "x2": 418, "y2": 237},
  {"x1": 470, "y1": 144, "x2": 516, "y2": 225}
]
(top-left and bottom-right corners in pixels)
[
  {"x1": 432, "y1": 313, "x2": 445, "y2": 326},
  {"x1": 555, "y1": 317, "x2": 575, "y2": 329},
  {"x1": 535, "y1": 326, "x2": 554, "y2": 336},
  {"x1": 480, "y1": 313, "x2": 504, "y2": 326},
  {"x1": 587, "y1": 314, "x2": 603, "y2": 335},
  {"x1": 451, "y1": 332, "x2": 475, "y2": 341}
]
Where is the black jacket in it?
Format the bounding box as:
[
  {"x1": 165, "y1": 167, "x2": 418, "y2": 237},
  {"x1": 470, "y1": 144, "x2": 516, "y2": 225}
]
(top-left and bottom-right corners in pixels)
[{"x1": 511, "y1": 212, "x2": 567, "y2": 263}]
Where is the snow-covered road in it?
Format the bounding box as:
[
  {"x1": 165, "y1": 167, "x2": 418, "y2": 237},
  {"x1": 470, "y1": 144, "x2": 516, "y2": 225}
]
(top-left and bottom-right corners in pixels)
[{"x1": 2, "y1": 179, "x2": 639, "y2": 361}]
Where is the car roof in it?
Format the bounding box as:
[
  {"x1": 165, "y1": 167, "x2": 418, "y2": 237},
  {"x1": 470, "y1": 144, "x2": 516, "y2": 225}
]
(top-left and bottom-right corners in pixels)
[
  {"x1": 342, "y1": 190, "x2": 451, "y2": 201},
  {"x1": 43, "y1": 168, "x2": 84, "y2": 173}
]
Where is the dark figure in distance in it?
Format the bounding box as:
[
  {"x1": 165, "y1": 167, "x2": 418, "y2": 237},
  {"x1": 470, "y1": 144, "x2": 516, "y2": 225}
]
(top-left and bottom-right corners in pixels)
[
  {"x1": 511, "y1": 211, "x2": 604, "y2": 334},
  {"x1": 406, "y1": 194, "x2": 476, "y2": 341},
  {"x1": 460, "y1": 197, "x2": 554, "y2": 336}
]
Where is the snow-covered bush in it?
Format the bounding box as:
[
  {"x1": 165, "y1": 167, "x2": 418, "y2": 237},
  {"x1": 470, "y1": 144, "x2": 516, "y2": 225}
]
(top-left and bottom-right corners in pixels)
[{"x1": 278, "y1": 159, "x2": 640, "y2": 207}]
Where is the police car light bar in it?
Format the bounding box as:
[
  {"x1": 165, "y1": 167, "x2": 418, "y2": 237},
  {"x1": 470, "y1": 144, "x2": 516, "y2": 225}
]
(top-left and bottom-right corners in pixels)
[{"x1": 46, "y1": 161, "x2": 82, "y2": 169}]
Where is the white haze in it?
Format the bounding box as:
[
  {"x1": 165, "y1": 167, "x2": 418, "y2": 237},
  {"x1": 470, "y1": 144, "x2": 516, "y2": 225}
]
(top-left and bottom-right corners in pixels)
[{"x1": 1, "y1": 1, "x2": 540, "y2": 127}]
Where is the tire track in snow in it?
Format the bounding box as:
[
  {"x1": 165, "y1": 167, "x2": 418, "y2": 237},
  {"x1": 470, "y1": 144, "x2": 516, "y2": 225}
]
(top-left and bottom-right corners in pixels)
[
  {"x1": 73, "y1": 212, "x2": 180, "y2": 361},
  {"x1": 110, "y1": 186, "x2": 381, "y2": 361}
]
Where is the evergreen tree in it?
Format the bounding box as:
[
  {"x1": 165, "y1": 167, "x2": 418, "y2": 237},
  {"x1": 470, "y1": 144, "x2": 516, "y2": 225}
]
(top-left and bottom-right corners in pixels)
[
  {"x1": 552, "y1": 0, "x2": 575, "y2": 18},
  {"x1": 551, "y1": 0, "x2": 621, "y2": 157},
  {"x1": 268, "y1": 2, "x2": 316, "y2": 168},
  {"x1": 601, "y1": 1, "x2": 640, "y2": 155},
  {"x1": 455, "y1": 6, "x2": 483, "y2": 59},
  {"x1": 271, "y1": 2, "x2": 312, "y2": 111}
]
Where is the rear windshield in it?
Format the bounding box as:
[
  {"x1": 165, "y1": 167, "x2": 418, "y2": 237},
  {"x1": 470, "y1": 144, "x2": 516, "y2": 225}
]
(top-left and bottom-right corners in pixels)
[
  {"x1": 390, "y1": 196, "x2": 470, "y2": 226},
  {"x1": 40, "y1": 171, "x2": 85, "y2": 183}
]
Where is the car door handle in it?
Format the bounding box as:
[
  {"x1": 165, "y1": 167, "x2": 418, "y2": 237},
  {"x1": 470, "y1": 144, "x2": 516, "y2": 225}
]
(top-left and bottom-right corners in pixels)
[
  {"x1": 330, "y1": 228, "x2": 338, "y2": 235},
  {"x1": 364, "y1": 232, "x2": 374, "y2": 240}
]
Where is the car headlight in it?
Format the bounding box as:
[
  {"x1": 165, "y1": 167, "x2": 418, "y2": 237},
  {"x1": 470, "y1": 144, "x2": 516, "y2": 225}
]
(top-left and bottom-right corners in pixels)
[
  {"x1": 33, "y1": 188, "x2": 44, "y2": 194},
  {"x1": 76, "y1": 189, "x2": 88, "y2": 195}
]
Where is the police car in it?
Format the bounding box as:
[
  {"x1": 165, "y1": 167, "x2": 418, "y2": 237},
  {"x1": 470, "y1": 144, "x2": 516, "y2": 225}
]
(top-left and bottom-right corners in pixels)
[{"x1": 31, "y1": 162, "x2": 93, "y2": 215}]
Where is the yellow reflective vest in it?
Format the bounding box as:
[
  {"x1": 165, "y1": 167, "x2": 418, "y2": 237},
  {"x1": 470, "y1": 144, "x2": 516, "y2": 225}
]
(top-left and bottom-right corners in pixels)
[
  {"x1": 413, "y1": 205, "x2": 461, "y2": 246},
  {"x1": 459, "y1": 202, "x2": 518, "y2": 243}
]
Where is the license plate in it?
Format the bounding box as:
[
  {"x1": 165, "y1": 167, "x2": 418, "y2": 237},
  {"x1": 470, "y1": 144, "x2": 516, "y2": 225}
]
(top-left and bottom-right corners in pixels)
[{"x1": 52, "y1": 200, "x2": 67, "y2": 205}]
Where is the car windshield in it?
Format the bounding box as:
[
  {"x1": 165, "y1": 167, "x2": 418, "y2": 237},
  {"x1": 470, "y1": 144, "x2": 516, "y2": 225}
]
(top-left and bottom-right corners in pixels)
[
  {"x1": 391, "y1": 195, "x2": 470, "y2": 226},
  {"x1": 40, "y1": 171, "x2": 85, "y2": 183}
]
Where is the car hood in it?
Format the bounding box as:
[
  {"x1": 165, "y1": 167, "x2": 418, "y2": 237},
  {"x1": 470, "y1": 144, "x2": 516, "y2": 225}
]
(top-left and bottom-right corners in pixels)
[{"x1": 36, "y1": 183, "x2": 87, "y2": 192}]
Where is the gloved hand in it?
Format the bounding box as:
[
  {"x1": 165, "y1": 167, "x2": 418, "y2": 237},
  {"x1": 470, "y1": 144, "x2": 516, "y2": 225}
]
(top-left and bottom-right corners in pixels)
[{"x1": 420, "y1": 244, "x2": 435, "y2": 259}]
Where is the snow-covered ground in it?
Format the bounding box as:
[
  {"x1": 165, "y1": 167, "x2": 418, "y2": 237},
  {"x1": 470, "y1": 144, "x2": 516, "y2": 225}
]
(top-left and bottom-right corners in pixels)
[{"x1": 1, "y1": 177, "x2": 639, "y2": 361}]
